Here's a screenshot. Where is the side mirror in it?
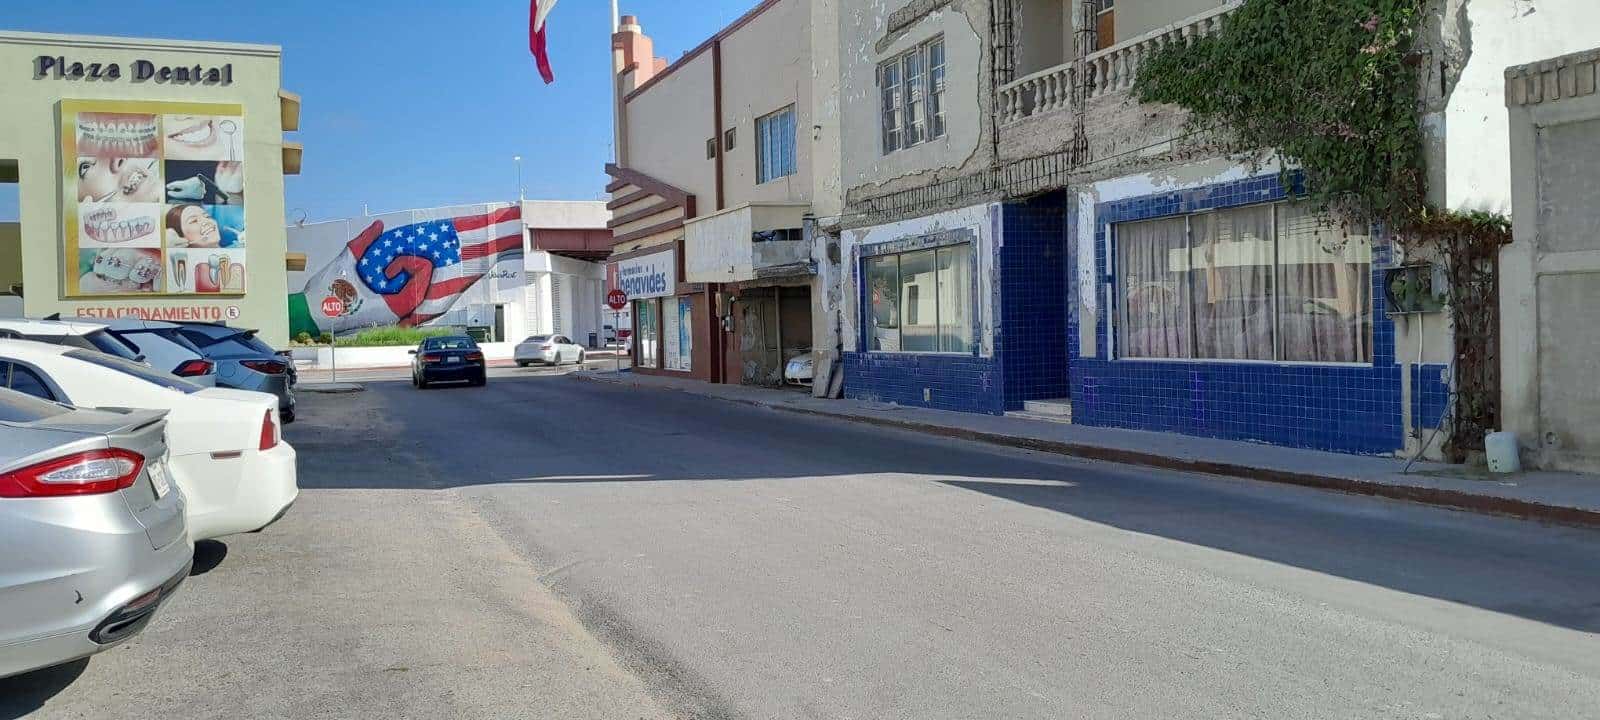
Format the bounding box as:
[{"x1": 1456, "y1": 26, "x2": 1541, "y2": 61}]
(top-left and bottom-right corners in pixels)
[{"x1": 407, "y1": 349, "x2": 418, "y2": 355}]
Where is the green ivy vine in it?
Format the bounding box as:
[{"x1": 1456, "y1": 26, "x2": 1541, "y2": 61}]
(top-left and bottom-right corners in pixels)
[{"x1": 1134, "y1": 0, "x2": 1428, "y2": 227}]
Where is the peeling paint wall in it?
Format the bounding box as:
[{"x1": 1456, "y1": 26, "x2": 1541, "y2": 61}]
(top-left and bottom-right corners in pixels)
[
  {"x1": 1429, "y1": 0, "x2": 1600, "y2": 213},
  {"x1": 839, "y1": 0, "x2": 993, "y2": 206}
]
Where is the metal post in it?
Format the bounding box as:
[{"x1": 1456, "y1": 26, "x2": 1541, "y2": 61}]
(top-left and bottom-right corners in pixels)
[
  {"x1": 514, "y1": 155, "x2": 524, "y2": 203},
  {"x1": 614, "y1": 310, "x2": 622, "y2": 373}
]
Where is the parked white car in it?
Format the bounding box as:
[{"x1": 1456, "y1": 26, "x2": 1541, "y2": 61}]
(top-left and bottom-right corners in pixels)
[
  {"x1": 0, "y1": 339, "x2": 297, "y2": 540},
  {"x1": 514, "y1": 335, "x2": 586, "y2": 367},
  {"x1": 784, "y1": 352, "x2": 815, "y2": 387}
]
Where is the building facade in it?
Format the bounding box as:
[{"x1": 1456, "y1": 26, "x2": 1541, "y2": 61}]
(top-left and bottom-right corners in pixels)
[
  {"x1": 606, "y1": 2, "x2": 824, "y2": 386},
  {"x1": 286, "y1": 200, "x2": 611, "y2": 346},
  {"x1": 827, "y1": 0, "x2": 1599, "y2": 461},
  {"x1": 0, "y1": 30, "x2": 301, "y2": 346}
]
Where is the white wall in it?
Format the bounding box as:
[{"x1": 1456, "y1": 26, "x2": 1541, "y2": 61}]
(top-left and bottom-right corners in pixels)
[{"x1": 1440, "y1": 0, "x2": 1600, "y2": 214}]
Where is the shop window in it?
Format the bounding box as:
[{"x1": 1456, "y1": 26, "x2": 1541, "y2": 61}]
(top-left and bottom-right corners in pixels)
[
  {"x1": 662, "y1": 296, "x2": 692, "y2": 372},
  {"x1": 1114, "y1": 201, "x2": 1372, "y2": 364},
  {"x1": 864, "y1": 243, "x2": 972, "y2": 354},
  {"x1": 756, "y1": 105, "x2": 796, "y2": 184},
  {"x1": 635, "y1": 298, "x2": 659, "y2": 369}
]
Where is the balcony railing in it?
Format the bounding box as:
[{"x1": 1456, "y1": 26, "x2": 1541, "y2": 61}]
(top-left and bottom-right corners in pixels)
[{"x1": 998, "y1": 2, "x2": 1240, "y2": 125}]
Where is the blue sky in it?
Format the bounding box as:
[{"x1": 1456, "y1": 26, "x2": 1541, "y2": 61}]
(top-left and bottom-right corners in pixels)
[{"x1": 2, "y1": 0, "x2": 756, "y2": 222}]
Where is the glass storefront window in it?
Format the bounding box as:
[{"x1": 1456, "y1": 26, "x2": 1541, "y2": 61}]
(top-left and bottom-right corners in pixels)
[{"x1": 635, "y1": 298, "x2": 659, "y2": 369}]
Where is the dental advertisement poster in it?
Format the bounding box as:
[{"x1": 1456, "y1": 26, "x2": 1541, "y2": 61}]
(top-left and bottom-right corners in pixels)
[{"x1": 60, "y1": 100, "x2": 246, "y2": 297}]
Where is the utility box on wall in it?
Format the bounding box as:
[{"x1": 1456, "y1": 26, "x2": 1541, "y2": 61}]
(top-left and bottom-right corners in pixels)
[{"x1": 1383, "y1": 264, "x2": 1447, "y2": 314}]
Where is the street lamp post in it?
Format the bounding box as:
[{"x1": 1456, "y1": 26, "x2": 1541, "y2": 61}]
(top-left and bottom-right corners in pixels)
[{"x1": 513, "y1": 154, "x2": 525, "y2": 203}]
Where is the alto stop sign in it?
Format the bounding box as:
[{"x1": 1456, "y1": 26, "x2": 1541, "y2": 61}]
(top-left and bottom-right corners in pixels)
[
  {"x1": 320, "y1": 296, "x2": 343, "y2": 318},
  {"x1": 606, "y1": 289, "x2": 629, "y2": 311}
]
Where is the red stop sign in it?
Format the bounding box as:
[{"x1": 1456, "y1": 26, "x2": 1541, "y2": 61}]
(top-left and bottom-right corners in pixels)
[
  {"x1": 606, "y1": 288, "x2": 629, "y2": 311},
  {"x1": 320, "y1": 296, "x2": 344, "y2": 318}
]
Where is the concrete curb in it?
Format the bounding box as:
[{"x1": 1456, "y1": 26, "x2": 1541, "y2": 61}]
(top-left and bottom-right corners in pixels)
[
  {"x1": 572, "y1": 372, "x2": 1600, "y2": 529},
  {"x1": 297, "y1": 382, "x2": 366, "y2": 394}
]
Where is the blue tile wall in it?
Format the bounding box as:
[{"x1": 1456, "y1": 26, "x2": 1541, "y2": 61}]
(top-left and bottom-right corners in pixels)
[
  {"x1": 1411, "y1": 363, "x2": 1451, "y2": 430},
  {"x1": 843, "y1": 352, "x2": 1005, "y2": 414},
  {"x1": 1073, "y1": 173, "x2": 1408, "y2": 455},
  {"x1": 998, "y1": 192, "x2": 1071, "y2": 410}
]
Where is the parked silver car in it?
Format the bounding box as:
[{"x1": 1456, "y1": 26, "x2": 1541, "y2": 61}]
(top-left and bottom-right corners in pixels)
[
  {"x1": 169, "y1": 323, "x2": 296, "y2": 423},
  {"x1": 103, "y1": 319, "x2": 219, "y2": 387},
  {"x1": 0, "y1": 388, "x2": 192, "y2": 679}
]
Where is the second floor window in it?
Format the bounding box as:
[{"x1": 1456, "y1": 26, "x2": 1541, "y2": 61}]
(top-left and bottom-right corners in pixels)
[
  {"x1": 757, "y1": 105, "x2": 797, "y2": 183},
  {"x1": 880, "y1": 36, "x2": 947, "y2": 154}
]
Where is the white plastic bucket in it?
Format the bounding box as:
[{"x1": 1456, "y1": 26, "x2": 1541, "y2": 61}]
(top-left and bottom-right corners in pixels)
[{"x1": 1485, "y1": 431, "x2": 1522, "y2": 474}]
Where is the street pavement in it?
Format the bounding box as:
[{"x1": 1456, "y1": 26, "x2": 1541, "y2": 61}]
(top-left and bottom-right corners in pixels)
[{"x1": 6, "y1": 373, "x2": 1599, "y2": 719}]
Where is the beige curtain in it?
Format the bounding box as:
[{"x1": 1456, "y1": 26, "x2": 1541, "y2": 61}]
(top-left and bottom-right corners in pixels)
[
  {"x1": 1276, "y1": 203, "x2": 1372, "y2": 363},
  {"x1": 1192, "y1": 206, "x2": 1275, "y2": 360},
  {"x1": 1117, "y1": 217, "x2": 1190, "y2": 358}
]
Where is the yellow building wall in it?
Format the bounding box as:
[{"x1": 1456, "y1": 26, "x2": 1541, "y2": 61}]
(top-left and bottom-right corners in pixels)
[{"x1": 0, "y1": 31, "x2": 294, "y2": 346}]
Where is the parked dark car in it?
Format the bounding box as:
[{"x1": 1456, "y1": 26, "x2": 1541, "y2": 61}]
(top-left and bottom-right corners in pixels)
[
  {"x1": 410, "y1": 335, "x2": 486, "y2": 389},
  {"x1": 166, "y1": 322, "x2": 296, "y2": 423}
]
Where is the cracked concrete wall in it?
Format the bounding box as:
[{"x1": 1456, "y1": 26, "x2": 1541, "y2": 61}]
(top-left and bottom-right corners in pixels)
[
  {"x1": 840, "y1": 0, "x2": 995, "y2": 209},
  {"x1": 1426, "y1": 0, "x2": 1600, "y2": 214}
]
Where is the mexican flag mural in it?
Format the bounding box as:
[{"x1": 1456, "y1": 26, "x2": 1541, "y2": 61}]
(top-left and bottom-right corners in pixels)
[{"x1": 286, "y1": 203, "x2": 525, "y2": 338}]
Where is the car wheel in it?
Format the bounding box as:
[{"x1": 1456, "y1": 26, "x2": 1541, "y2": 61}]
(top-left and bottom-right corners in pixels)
[
  {"x1": 577, "y1": 350, "x2": 586, "y2": 364},
  {"x1": 473, "y1": 373, "x2": 487, "y2": 387},
  {"x1": 417, "y1": 375, "x2": 429, "y2": 389},
  {"x1": 281, "y1": 409, "x2": 296, "y2": 424},
  {"x1": 516, "y1": 361, "x2": 528, "y2": 368}
]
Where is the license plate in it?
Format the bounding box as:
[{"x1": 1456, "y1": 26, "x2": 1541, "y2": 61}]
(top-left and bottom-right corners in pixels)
[
  {"x1": 447, "y1": 355, "x2": 460, "y2": 363},
  {"x1": 147, "y1": 460, "x2": 172, "y2": 499}
]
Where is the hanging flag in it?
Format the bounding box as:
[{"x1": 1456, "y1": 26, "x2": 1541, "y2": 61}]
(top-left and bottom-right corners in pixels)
[{"x1": 529, "y1": 0, "x2": 559, "y2": 83}]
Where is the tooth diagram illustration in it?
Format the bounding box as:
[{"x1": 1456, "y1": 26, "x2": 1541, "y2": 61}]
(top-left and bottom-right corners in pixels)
[{"x1": 80, "y1": 203, "x2": 159, "y2": 245}]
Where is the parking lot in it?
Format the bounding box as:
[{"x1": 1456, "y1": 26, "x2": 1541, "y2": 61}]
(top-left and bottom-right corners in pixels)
[
  {"x1": 1, "y1": 366, "x2": 669, "y2": 720},
  {"x1": 7, "y1": 368, "x2": 1600, "y2": 720}
]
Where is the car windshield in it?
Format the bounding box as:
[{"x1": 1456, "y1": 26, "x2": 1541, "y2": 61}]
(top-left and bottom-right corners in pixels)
[
  {"x1": 524, "y1": 336, "x2": 551, "y2": 343},
  {"x1": 0, "y1": 386, "x2": 70, "y2": 423},
  {"x1": 65, "y1": 349, "x2": 203, "y2": 394},
  {"x1": 423, "y1": 337, "x2": 477, "y2": 351}
]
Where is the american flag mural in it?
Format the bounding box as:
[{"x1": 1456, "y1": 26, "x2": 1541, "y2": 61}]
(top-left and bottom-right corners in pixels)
[{"x1": 287, "y1": 205, "x2": 524, "y2": 338}]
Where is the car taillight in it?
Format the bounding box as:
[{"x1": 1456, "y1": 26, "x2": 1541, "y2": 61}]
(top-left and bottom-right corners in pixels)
[
  {"x1": 173, "y1": 359, "x2": 215, "y2": 377},
  {"x1": 466, "y1": 351, "x2": 485, "y2": 362},
  {"x1": 0, "y1": 448, "x2": 144, "y2": 498},
  {"x1": 422, "y1": 353, "x2": 444, "y2": 364},
  {"x1": 240, "y1": 359, "x2": 288, "y2": 374},
  {"x1": 259, "y1": 409, "x2": 278, "y2": 451}
]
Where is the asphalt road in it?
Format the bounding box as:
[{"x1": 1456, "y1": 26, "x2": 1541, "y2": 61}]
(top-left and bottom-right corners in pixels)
[{"x1": 7, "y1": 373, "x2": 1599, "y2": 719}]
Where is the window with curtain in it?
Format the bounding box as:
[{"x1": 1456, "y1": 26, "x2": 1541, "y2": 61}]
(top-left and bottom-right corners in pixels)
[
  {"x1": 865, "y1": 244, "x2": 971, "y2": 353},
  {"x1": 1117, "y1": 217, "x2": 1190, "y2": 359},
  {"x1": 1114, "y1": 201, "x2": 1372, "y2": 363},
  {"x1": 879, "y1": 36, "x2": 948, "y2": 154},
  {"x1": 757, "y1": 105, "x2": 796, "y2": 184}
]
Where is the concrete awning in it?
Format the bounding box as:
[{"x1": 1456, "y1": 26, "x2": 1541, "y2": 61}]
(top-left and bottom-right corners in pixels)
[{"x1": 684, "y1": 202, "x2": 811, "y2": 283}]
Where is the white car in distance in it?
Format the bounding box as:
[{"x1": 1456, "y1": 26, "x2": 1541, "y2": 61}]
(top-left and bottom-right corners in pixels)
[
  {"x1": 514, "y1": 335, "x2": 586, "y2": 367},
  {"x1": 0, "y1": 339, "x2": 297, "y2": 540}
]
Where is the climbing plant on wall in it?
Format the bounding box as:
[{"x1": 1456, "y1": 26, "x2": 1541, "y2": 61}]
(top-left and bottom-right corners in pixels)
[
  {"x1": 1134, "y1": 0, "x2": 1427, "y2": 226},
  {"x1": 1133, "y1": 0, "x2": 1514, "y2": 457}
]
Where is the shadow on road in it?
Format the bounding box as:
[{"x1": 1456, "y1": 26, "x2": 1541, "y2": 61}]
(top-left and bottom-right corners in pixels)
[
  {"x1": 0, "y1": 658, "x2": 88, "y2": 720},
  {"x1": 190, "y1": 540, "x2": 229, "y2": 576},
  {"x1": 286, "y1": 373, "x2": 1600, "y2": 634}
]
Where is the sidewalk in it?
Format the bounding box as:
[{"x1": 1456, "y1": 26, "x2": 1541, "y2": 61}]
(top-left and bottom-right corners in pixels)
[{"x1": 573, "y1": 370, "x2": 1600, "y2": 528}]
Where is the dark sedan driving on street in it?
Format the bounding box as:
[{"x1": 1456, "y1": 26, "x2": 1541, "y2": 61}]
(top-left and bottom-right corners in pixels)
[{"x1": 410, "y1": 336, "x2": 486, "y2": 389}]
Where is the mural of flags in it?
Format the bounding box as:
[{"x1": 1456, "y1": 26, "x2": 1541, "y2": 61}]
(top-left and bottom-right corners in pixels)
[
  {"x1": 530, "y1": 0, "x2": 559, "y2": 83},
  {"x1": 287, "y1": 205, "x2": 525, "y2": 338}
]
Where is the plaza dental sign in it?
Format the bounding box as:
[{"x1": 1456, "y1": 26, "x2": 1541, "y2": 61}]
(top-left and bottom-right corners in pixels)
[{"x1": 34, "y1": 55, "x2": 234, "y2": 85}]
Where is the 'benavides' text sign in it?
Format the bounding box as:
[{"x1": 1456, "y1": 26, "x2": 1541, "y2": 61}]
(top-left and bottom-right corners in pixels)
[
  {"x1": 608, "y1": 247, "x2": 675, "y2": 301},
  {"x1": 35, "y1": 56, "x2": 233, "y2": 85}
]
